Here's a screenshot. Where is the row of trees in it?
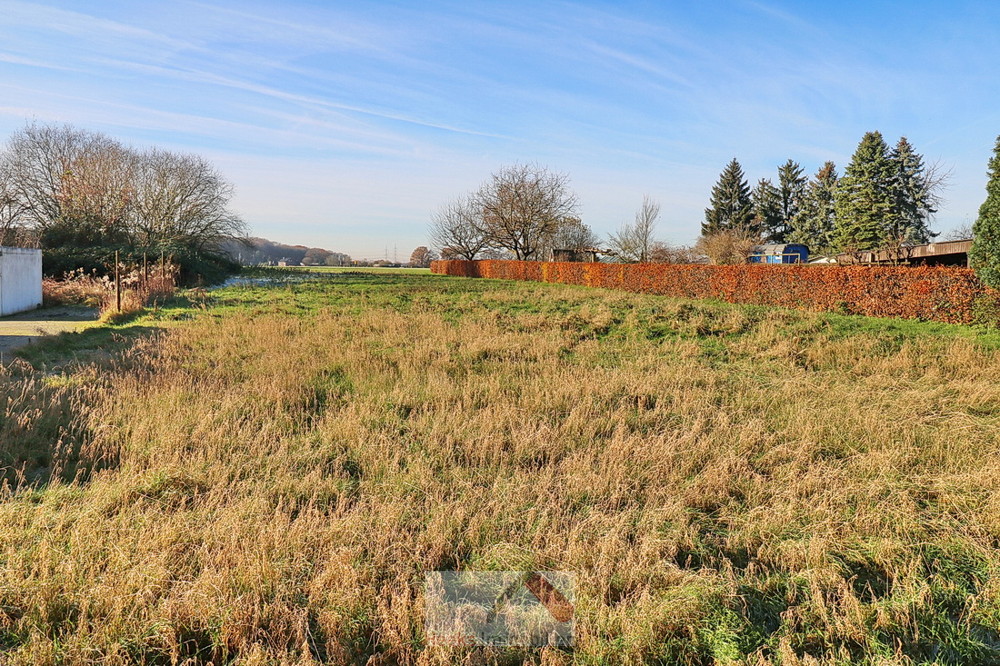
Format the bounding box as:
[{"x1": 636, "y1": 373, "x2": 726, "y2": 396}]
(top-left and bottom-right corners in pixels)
[
  {"x1": 703, "y1": 131, "x2": 944, "y2": 258},
  {"x1": 429, "y1": 163, "x2": 695, "y2": 263},
  {"x1": 218, "y1": 237, "x2": 352, "y2": 266},
  {"x1": 431, "y1": 137, "x2": 1000, "y2": 295},
  {"x1": 431, "y1": 134, "x2": 947, "y2": 267},
  {"x1": 0, "y1": 122, "x2": 245, "y2": 279}
]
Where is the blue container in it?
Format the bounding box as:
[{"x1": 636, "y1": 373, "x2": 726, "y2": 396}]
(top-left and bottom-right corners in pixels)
[{"x1": 748, "y1": 244, "x2": 809, "y2": 264}]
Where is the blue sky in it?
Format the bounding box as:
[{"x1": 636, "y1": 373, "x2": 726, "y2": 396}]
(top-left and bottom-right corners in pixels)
[{"x1": 1, "y1": 0, "x2": 997, "y2": 259}]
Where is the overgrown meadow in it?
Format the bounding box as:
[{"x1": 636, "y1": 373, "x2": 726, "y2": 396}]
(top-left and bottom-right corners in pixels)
[{"x1": 2, "y1": 271, "x2": 1000, "y2": 665}]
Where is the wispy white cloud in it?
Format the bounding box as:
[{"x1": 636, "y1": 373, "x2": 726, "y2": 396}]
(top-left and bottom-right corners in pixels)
[
  {"x1": 580, "y1": 42, "x2": 694, "y2": 89},
  {"x1": 180, "y1": 0, "x2": 403, "y2": 56},
  {"x1": 1, "y1": 0, "x2": 197, "y2": 51},
  {"x1": 741, "y1": 0, "x2": 816, "y2": 31},
  {"x1": 0, "y1": 52, "x2": 86, "y2": 72},
  {"x1": 0, "y1": 0, "x2": 995, "y2": 255},
  {"x1": 0, "y1": 84, "x2": 425, "y2": 158}
]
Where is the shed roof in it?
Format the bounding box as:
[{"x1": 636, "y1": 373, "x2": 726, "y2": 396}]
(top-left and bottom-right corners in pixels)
[{"x1": 752, "y1": 244, "x2": 808, "y2": 254}]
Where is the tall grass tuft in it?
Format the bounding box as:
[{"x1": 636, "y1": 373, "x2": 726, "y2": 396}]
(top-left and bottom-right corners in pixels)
[{"x1": 43, "y1": 263, "x2": 179, "y2": 319}]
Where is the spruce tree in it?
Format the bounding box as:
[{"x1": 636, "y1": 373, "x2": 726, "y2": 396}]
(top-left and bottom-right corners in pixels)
[
  {"x1": 751, "y1": 178, "x2": 781, "y2": 240},
  {"x1": 833, "y1": 131, "x2": 895, "y2": 252},
  {"x1": 789, "y1": 161, "x2": 838, "y2": 256},
  {"x1": 703, "y1": 158, "x2": 754, "y2": 235},
  {"x1": 889, "y1": 136, "x2": 936, "y2": 245},
  {"x1": 970, "y1": 136, "x2": 1000, "y2": 288},
  {"x1": 775, "y1": 159, "x2": 807, "y2": 242}
]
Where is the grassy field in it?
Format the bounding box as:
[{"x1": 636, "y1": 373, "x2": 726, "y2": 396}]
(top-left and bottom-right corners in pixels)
[
  {"x1": 2, "y1": 270, "x2": 1000, "y2": 665},
  {"x1": 288, "y1": 265, "x2": 432, "y2": 275}
]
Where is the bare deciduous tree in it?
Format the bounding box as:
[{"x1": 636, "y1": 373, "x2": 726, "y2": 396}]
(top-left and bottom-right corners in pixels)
[
  {"x1": 943, "y1": 223, "x2": 973, "y2": 241},
  {"x1": 131, "y1": 148, "x2": 244, "y2": 253},
  {"x1": 608, "y1": 195, "x2": 660, "y2": 262},
  {"x1": 2, "y1": 123, "x2": 121, "y2": 234},
  {"x1": 429, "y1": 195, "x2": 491, "y2": 260},
  {"x1": 549, "y1": 216, "x2": 598, "y2": 251},
  {"x1": 0, "y1": 159, "x2": 31, "y2": 246},
  {"x1": 50, "y1": 138, "x2": 136, "y2": 246},
  {"x1": 475, "y1": 163, "x2": 577, "y2": 260},
  {"x1": 0, "y1": 122, "x2": 245, "y2": 256}
]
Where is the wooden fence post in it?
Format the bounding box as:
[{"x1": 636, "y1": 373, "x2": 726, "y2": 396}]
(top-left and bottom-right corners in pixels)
[{"x1": 115, "y1": 250, "x2": 122, "y2": 313}]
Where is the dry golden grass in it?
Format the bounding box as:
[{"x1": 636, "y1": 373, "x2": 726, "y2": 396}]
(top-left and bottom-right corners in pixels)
[
  {"x1": 1, "y1": 273, "x2": 999, "y2": 664},
  {"x1": 43, "y1": 266, "x2": 178, "y2": 320}
]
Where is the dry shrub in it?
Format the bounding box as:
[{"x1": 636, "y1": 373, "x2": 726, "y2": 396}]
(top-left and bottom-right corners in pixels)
[
  {"x1": 648, "y1": 241, "x2": 703, "y2": 264},
  {"x1": 43, "y1": 264, "x2": 179, "y2": 319},
  {"x1": 42, "y1": 269, "x2": 110, "y2": 308},
  {"x1": 694, "y1": 228, "x2": 761, "y2": 265}
]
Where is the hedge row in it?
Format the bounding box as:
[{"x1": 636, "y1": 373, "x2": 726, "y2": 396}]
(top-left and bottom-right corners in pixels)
[{"x1": 430, "y1": 260, "x2": 998, "y2": 324}]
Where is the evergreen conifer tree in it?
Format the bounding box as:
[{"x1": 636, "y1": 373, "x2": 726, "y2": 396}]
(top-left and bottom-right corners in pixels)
[
  {"x1": 703, "y1": 158, "x2": 754, "y2": 235},
  {"x1": 789, "y1": 161, "x2": 838, "y2": 256},
  {"x1": 970, "y1": 136, "x2": 1000, "y2": 287},
  {"x1": 751, "y1": 178, "x2": 781, "y2": 240},
  {"x1": 774, "y1": 159, "x2": 807, "y2": 242},
  {"x1": 889, "y1": 136, "x2": 936, "y2": 245},
  {"x1": 833, "y1": 131, "x2": 895, "y2": 252}
]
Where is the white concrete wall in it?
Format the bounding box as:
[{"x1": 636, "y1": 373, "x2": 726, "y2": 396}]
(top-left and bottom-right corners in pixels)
[{"x1": 0, "y1": 247, "x2": 43, "y2": 316}]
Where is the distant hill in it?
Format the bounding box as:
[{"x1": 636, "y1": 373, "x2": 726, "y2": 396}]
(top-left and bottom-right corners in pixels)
[{"x1": 220, "y1": 237, "x2": 352, "y2": 266}]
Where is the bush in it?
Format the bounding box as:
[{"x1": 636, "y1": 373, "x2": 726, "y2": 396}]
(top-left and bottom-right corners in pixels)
[
  {"x1": 694, "y1": 229, "x2": 761, "y2": 264},
  {"x1": 42, "y1": 245, "x2": 238, "y2": 286},
  {"x1": 42, "y1": 269, "x2": 110, "y2": 308},
  {"x1": 431, "y1": 260, "x2": 994, "y2": 324}
]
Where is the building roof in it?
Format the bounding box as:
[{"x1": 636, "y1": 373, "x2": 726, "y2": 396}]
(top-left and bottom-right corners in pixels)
[
  {"x1": 836, "y1": 238, "x2": 972, "y2": 265},
  {"x1": 752, "y1": 243, "x2": 808, "y2": 254}
]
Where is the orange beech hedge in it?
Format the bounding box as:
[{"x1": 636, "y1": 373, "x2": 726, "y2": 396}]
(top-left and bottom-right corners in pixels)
[{"x1": 431, "y1": 260, "x2": 997, "y2": 324}]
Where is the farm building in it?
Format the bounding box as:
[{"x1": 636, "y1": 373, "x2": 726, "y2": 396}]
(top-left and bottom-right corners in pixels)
[
  {"x1": 0, "y1": 247, "x2": 42, "y2": 316},
  {"x1": 748, "y1": 244, "x2": 809, "y2": 264},
  {"x1": 836, "y1": 239, "x2": 972, "y2": 266}
]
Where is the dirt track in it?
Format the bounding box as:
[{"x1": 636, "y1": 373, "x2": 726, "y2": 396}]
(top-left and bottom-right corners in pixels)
[{"x1": 0, "y1": 306, "x2": 99, "y2": 357}]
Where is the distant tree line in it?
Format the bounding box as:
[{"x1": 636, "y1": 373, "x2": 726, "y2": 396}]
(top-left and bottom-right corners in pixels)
[
  {"x1": 702, "y1": 131, "x2": 946, "y2": 260},
  {"x1": 219, "y1": 237, "x2": 352, "y2": 267},
  {"x1": 0, "y1": 122, "x2": 246, "y2": 281}
]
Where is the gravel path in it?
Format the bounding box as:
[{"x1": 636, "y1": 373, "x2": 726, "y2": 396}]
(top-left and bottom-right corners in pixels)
[{"x1": 0, "y1": 306, "x2": 99, "y2": 357}]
